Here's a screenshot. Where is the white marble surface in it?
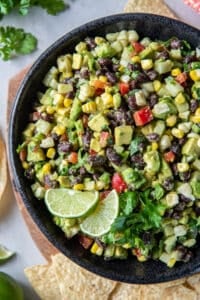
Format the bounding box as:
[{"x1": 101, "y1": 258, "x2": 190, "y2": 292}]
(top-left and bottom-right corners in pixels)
[{"x1": 0, "y1": 1, "x2": 199, "y2": 299}]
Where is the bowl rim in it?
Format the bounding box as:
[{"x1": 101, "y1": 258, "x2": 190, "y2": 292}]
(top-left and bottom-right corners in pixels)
[{"x1": 8, "y1": 13, "x2": 200, "y2": 284}]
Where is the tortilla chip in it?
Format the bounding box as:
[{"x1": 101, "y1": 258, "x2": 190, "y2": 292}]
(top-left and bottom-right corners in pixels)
[
  {"x1": 124, "y1": 0, "x2": 176, "y2": 19},
  {"x1": 24, "y1": 263, "x2": 62, "y2": 300},
  {"x1": 51, "y1": 253, "x2": 117, "y2": 300},
  {"x1": 161, "y1": 284, "x2": 197, "y2": 300},
  {"x1": 110, "y1": 283, "x2": 141, "y2": 300},
  {"x1": 186, "y1": 274, "x2": 200, "y2": 294},
  {"x1": 0, "y1": 135, "x2": 7, "y2": 201}
]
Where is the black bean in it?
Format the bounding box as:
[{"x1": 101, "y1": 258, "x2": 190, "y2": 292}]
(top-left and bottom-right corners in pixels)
[
  {"x1": 79, "y1": 166, "x2": 87, "y2": 176},
  {"x1": 112, "y1": 63, "x2": 120, "y2": 72},
  {"x1": 71, "y1": 175, "x2": 83, "y2": 185},
  {"x1": 146, "y1": 133, "x2": 160, "y2": 142},
  {"x1": 129, "y1": 80, "x2": 138, "y2": 90},
  {"x1": 156, "y1": 50, "x2": 169, "y2": 60},
  {"x1": 162, "y1": 177, "x2": 174, "y2": 191},
  {"x1": 131, "y1": 153, "x2": 145, "y2": 169},
  {"x1": 179, "y1": 137, "x2": 187, "y2": 146},
  {"x1": 164, "y1": 209, "x2": 173, "y2": 218},
  {"x1": 179, "y1": 171, "x2": 191, "y2": 182},
  {"x1": 183, "y1": 55, "x2": 196, "y2": 64},
  {"x1": 124, "y1": 111, "x2": 134, "y2": 125},
  {"x1": 85, "y1": 37, "x2": 96, "y2": 50},
  {"x1": 127, "y1": 95, "x2": 138, "y2": 111},
  {"x1": 195, "y1": 206, "x2": 200, "y2": 217},
  {"x1": 176, "y1": 245, "x2": 188, "y2": 257},
  {"x1": 66, "y1": 91, "x2": 75, "y2": 99},
  {"x1": 98, "y1": 58, "x2": 112, "y2": 69},
  {"x1": 51, "y1": 133, "x2": 59, "y2": 142},
  {"x1": 174, "y1": 202, "x2": 186, "y2": 212},
  {"x1": 88, "y1": 155, "x2": 107, "y2": 167},
  {"x1": 179, "y1": 194, "x2": 191, "y2": 203},
  {"x1": 145, "y1": 70, "x2": 158, "y2": 81},
  {"x1": 171, "y1": 142, "x2": 181, "y2": 155},
  {"x1": 171, "y1": 39, "x2": 182, "y2": 49},
  {"x1": 41, "y1": 113, "x2": 54, "y2": 123},
  {"x1": 182, "y1": 250, "x2": 193, "y2": 263},
  {"x1": 105, "y1": 71, "x2": 118, "y2": 84},
  {"x1": 136, "y1": 73, "x2": 149, "y2": 84},
  {"x1": 106, "y1": 148, "x2": 121, "y2": 165},
  {"x1": 80, "y1": 68, "x2": 90, "y2": 79},
  {"x1": 24, "y1": 167, "x2": 35, "y2": 181},
  {"x1": 82, "y1": 130, "x2": 91, "y2": 150},
  {"x1": 93, "y1": 173, "x2": 101, "y2": 181},
  {"x1": 128, "y1": 62, "x2": 141, "y2": 71},
  {"x1": 68, "y1": 168, "x2": 79, "y2": 176},
  {"x1": 190, "y1": 99, "x2": 199, "y2": 113},
  {"x1": 96, "y1": 69, "x2": 105, "y2": 76},
  {"x1": 171, "y1": 163, "x2": 179, "y2": 177},
  {"x1": 142, "y1": 232, "x2": 151, "y2": 244},
  {"x1": 44, "y1": 175, "x2": 58, "y2": 189},
  {"x1": 57, "y1": 141, "x2": 73, "y2": 153},
  {"x1": 148, "y1": 93, "x2": 158, "y2": 109},
  {"x1": 171, "y1": 211, "x2": 181, "y2": 220}
]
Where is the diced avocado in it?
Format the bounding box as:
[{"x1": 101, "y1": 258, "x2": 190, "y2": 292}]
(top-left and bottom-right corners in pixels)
[
  {"x1": 40, "y1": 88, "x2": 53, "y2": 105},
  {"x1": 151, "y1": 184, "x2": 165, "y2": 200},
  {"x1": 164, "y1": 236, "x2": 176, "y2": 253},
  {"x1": 153, "y1": 98, "x2": 177, "y2": 119},
  {"x1": 90, "y1": 138, "x2": 101, "y2": 152},
  {"x1": 27, "y1": 141, "x2": 45, "y2": 162},
  {"x1": 88, "y1": 114, "x2": 109, "y2": 132},
  {"x1": 78, "y1": 84, "x2": 95, "y2": 102},
  {"x1": 99, "y1": 172, "x2": 110, "y2": 185},
  {"x1": 165, "y1": 77, "x2": 184, "y2": 97},
  {"x1": 174, "y1": 225, "x2": 187, "y2": 237},
  {"x1": 57, "y1": 176, "x2": 71, "y2": 188},
  {"x1": 175, "y1": 101, "x2": 189, "y2": 113},
  {"x1": 114, "y1": 125, "x2": 133, "y2": 146},
  {"x1": 154, "y1": 60, "x2": 174, "y2": 74},
  {"x1": 70, "y1": 98, "x2": 82, "y2": 121},
  {"x1": 95, "y1": 43, "x2": 116, "y2": 58},
  {"x1": 182, "y1": 138, "x2": 200, "y2": 158},
  {"x1": 35, "y1": 119, "x2": 52, "y2": 135},
  {"x1": 141, "y1": 123, "x2": 154, "y2": 136},
  {"x1": 158, "y1": 158, "x2": 172, "y2": 183},
  {"x1": 139, "y1": 46, "x2": 154, "y2": 59},
  {"x1": 40, "y1": 136, "x2": 55, "y2": 148},
  {"x1": 22, "y1": 123, "x2": 35, "y2": 139},
  {"x1": 177, "y1": 183, "x2": 195, "y2": 201},
  {"x1": 122, "y1": 168, "x2": 146, "y2": 189},
  {"x1": 153, "y1": 120, "x2": 166, "y2": 136},
  {"x1": 190, "y1": 171, "x2": 200, "y2": 198},
  {"x1": 143, "y1": 150, "x2": 160, "y2": 175},
  {"x1": 165, "y1": 192, "x2": 179, "y2": 208},
  {"x1": 104, "y1": 245, "x2": 115, "y2": 259},
  {"x1": 72, "y1": 53, "x2": 82, "y2": 70},
  {"x1": 114, "y1": 246, "x2": 128, "y2": 259},
  {"x1": 191, "y1": 81, "x2": 200, "y2": 99},
  {"x1": 170, "y1": 49, "x2": 182, "y2": 60}
]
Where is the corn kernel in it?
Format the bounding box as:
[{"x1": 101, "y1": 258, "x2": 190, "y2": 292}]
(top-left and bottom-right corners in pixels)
[
  {"x1": 90, "y1": 242, "x2": 103, "y2": 255},
  {"x1": 137, "y1": 255, "x2": 147, "y2": 262},
  {"x1": 167, "y1": 258, "x2": 176, "y2": 268},
  {"x1": 190, "y1": 115, "x2": 200, "y2": 123},
  {"x1": 195, "y1": 108, "x2": 200, "y2": 116},
  {"x1": 141, "y1": 59, "x2": 153, "y2": 70},
  {"x1": 175, "y1": 93, "x2": 186, "y2": 104},
  {"x1": 53, "y1": 93, "x2": 64, "y2": 106},
  {"x1": 177, "y1": 163, "x2": 190, "y2": 172},
  {"x1": 53, "y1": 125, "x2": 66, "y2": 136},
  {"x1": 99, "y1": 75, "x2": 107, "y2": 83},
  {"x1": 131, "y1": 55, "x2": 140, "y2": 63},
  {"x1": 118, "y1": 65, "x2": 124, "y2": 72},
  {"x1": 189, "y1": 69, "x2": 200, "y2": 82},
  {"x1": 22, "y1": 161, "x2": 29, "y2": 169},
  {"x1": 95, "y1": 181, "x2": 104, "y2": 190},
  {"x1": 64, "y1": 98, "x2": 73, "y2": 108},
  {"x1": 46, "y1": 148, "x2": 56, "y2": 159},
  {"x1": 166, "y1": 115, "x2": 177, "y2": 127},
  {"x1": 151, "y1": 142, "x2": 158, "y2": 151},
  {"x1": 171, "y1": 128, "x2": 185, "y2": 139},
  {"x1": 82, "y1": 101, "x2": 97, "y2": 114},
  {"x1": 122, "y1": 243, "x2": 131, "y2": 249},
  {"x1": 57, "y1": 108, "x2": 68, "y2": 116},
  {"x1": 46, "y1": 106, "x2": 55, "y2": 114},
  {"x1": 153, "y1": 80, "x2": 161, "y2": 92},
  {"x1": 42, "y1": 163, "x2": 51, "y2": 174},
  {"x1": 171, "y1": 68, "x2": 181, "y2": 77},
  {"x1": 101, "y1": 92, "x2": 113, "y2": 108},
  {"x1": 73, "y1": 183, "x2": 84, "y2": 190}
]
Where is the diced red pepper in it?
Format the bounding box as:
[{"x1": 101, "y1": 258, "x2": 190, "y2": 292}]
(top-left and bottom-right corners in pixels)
[
  {"x1": 164, "y1": 151, "x2": 176, "y2": 163},
  {"x1": 68, "y1": 152, "x2": 78, "y2": 164},
  {"x1": 111, "y1": 173, "x2": 127, "y2": 193},
  {"x1": 19, "y1": 148, "x2": 27, "y2": 162},
  {"x1": 93, "y1": 79, "x2": 107, "y2": 90},
  {"x1": 132, "y1": 248, "x2": 142, "y2": 257},
  {"x1": 133, "y1": 106, "x2": 153, "y2": 126},
  {"x1": 89, "y1": 149, "x2": 97, "y2": 155},
  {"x1": 78, "y1": 235, "x2": 93, "y2": 249},
  {"x1": 119, "y1": 82, "x2": 130, "y2": 95},
  {"x1": 175, "y1": 72, "x2": 187, "y2": 85},
  {"x1": 132, "y1": 41, "x2": 145, "y2": 53},
  {"x1": 100, "y1": 131, "x2": 110, "y2": 148},
  {"x1": 95, "y1": 88, "x2": 104, "y2": 96},
  {"x1": 100, "y1": 190, "x2": 111, "y2": 200}
]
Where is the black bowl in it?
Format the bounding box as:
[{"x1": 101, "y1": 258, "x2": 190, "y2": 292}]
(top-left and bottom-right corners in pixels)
[{"x1": 8, "y1": 13, "x2": 200, "y2": 284}]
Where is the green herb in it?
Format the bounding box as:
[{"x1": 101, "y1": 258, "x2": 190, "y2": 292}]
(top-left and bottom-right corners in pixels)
[
  {"x1": 0, "y1": 0, "x2": 67, "y2": 19},
  {"x1": 102, "y1": 190, "x2": 166, "y2": 248},
  {"x1": 0, "y1": 26, "x2": 37, "y2": 60},
  {"x1": 129, "y1": 135, "x2": 146, "y2": 155}
]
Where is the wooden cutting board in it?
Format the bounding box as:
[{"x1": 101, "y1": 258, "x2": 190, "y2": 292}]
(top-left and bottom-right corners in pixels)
[{"x1": 7, "y1": 67, "x2": 58, "y2": 260}]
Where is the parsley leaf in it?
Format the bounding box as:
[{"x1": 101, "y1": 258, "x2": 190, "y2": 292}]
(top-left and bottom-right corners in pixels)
[{"x1": 0, "y1": 26, "x2": 37, "y2": 60}]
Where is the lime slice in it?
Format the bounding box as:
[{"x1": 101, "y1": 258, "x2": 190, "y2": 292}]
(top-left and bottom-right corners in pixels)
[
  {"x1": 45, "y1": 188, "x2": 99, "y2": 218},
  {"x1": 80, "y1": 190, "x2": 119, "y2": 237},
  {"x1": 0, "y1": 245, "x2": 15, "y2": 263},
  {"x1": 0, "y1": 272, "x2": 24, "y2": 300}
]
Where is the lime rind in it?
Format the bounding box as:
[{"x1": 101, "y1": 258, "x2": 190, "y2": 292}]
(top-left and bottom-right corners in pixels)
[
  {"x1": 0, "y1": 245, "x2": 15, "y2": 263},
  {"x1": 45, "y1": 189, "x2": 99, "y2": 218},
  {"x1": 80, "y1": 190, "x2": 119, "y2": 237}
]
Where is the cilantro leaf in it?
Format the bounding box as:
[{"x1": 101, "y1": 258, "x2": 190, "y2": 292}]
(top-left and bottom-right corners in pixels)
[
  {"x1": 129, "y1": 135, "x2": 146, "y2": 155},
  {"x1": 32, "y1": 0, "x2": 67, "y2": 15},
  {"x1": 0, "y1": 26, "x2": 37, "y2": 60}
]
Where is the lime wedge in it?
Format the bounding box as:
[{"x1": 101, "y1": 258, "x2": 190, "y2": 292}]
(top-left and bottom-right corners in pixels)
[
  {"x1": 0, "y1": 245, "x2": 15, "y2": 263},
  {"x1": 80, "y1": 190, "x2": 119, "y2": 237},
  {"x1": 45, "y1": 189, "x2": 99, "y2": 218}
]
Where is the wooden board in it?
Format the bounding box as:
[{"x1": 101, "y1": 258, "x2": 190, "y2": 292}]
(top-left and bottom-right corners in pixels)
[{"x1": 7, "y1": 67, "x2": 58, "y2": 260}]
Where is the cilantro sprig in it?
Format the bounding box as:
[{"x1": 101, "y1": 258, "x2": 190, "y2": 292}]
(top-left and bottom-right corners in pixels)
[
  {"x1": 102, "y1": 190, "x2": 166, "y2": 249},
  {"x1": 0, "y1": 0, "x2": 67, "y2": 19},
  {"x1": 0, "y1": 26, "x2": 37, "y2": 60}
]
